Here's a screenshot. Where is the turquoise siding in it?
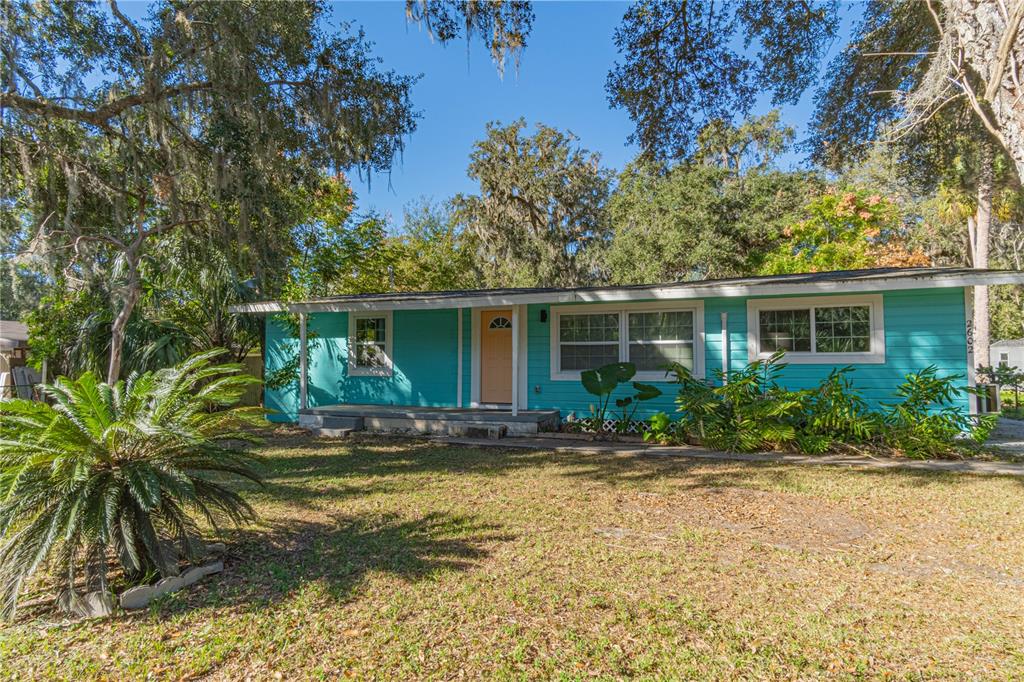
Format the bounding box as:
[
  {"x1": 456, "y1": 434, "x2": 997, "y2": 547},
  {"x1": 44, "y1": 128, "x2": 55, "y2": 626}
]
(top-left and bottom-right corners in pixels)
[
  {"x1": 264, "y1": 287, "x2": 969, "y2": 422},
  {"x1": 265, "y1": 309, "x2": 461, "y2": 422},
  {"x1": 525, "y1": 287, "x2": 969, "y2": 420}
]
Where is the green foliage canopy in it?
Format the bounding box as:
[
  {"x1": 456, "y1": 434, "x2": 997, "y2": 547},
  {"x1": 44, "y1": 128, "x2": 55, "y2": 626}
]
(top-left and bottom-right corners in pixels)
[
  {"x1": 454, "y1": 119, "x2": 613, "y2": 287},
  {"x1": 760, "y1": 188, "x2": 928, "y2": 274},
  {"x1": 607, "y1": 0, "x2": 839, "y2": 161}
]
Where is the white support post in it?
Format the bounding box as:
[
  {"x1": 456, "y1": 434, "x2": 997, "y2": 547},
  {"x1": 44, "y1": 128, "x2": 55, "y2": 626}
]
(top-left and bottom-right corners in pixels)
[
  {"x1": 720, "y1": 312, "x2": 729, "y2": 384},
  {"x1": 457, "y1": 308, "x2": 464, "y2": 408},
  {"x1": 965, "y1": 287, "x2": 978, "y2": 414},
  {"x1": 298, "y1": 312, "x2": 308, "y2": 411},
  {"x1": 511, "y1": 305, "x2": 520, "y2": 416}
]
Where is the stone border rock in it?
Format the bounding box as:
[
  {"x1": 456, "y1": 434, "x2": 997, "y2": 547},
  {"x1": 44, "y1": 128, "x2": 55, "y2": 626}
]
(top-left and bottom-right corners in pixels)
[{"x1": 119, "y1": 543, "x2": 227, "y2": 610}]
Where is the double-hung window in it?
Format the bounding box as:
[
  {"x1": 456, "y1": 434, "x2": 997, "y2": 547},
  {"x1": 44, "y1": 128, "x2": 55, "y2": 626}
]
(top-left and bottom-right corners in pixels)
[
  {"x1": 747, "y1": 295, "x2": 884, "y2": 364},
  {"x1": 348, "y1": 311, "x2": 393, "y2": 376},
  {"x1": 551, "y1": 304, "x2": 704, "y2": 380},
  {"x1": 628, "y1": 311, "x2": 695, "y2": 371}
]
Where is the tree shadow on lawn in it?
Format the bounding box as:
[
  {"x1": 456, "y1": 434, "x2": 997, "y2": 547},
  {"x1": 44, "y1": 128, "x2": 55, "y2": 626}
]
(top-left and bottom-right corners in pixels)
[
  {"x1": 161, "y1": 510, "x2": 513, "y2": 617},
  {"x1": 255, "y1": 433, "x2": 981, "y2": 498}
]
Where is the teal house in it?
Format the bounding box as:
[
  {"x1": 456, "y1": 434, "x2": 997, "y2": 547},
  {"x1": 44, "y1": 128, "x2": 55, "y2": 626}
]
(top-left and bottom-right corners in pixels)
[{"x1": 231, "y1": 268, "x2": 1024, "y2": 433}]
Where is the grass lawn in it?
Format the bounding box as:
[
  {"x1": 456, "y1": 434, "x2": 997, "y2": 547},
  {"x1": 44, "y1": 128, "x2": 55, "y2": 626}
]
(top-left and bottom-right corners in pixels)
[{"x1": 4, "y1": 431, "x2": 1024, "y2": 679}]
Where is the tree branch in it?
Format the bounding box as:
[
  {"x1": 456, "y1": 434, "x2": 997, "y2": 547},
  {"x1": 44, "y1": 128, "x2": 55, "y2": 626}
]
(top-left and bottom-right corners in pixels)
[
  {"x1": 108, "y1": 0, "x2": 148, "y2": 58},
  {"x1": 984, "y1": 0, "x2": 1024, "y2": 101},
  {"x1": 0, "y1": 82, "x2": 215, "y2": 125}
]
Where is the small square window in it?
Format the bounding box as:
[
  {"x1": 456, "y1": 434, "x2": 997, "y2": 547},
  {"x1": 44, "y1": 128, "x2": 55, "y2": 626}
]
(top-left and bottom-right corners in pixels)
[
  {"x1": 558, "y1": 313, "x2": 620, "y2": 371},
  {"x1": 349, "y1": 313, "x2": 392, "y2": 376},
  {"x1": 627, "y1": 311, "x2": 695, "y2": 371},
  {"x1": 815, "y1": 306, "x2": 871, "y2": 353}
]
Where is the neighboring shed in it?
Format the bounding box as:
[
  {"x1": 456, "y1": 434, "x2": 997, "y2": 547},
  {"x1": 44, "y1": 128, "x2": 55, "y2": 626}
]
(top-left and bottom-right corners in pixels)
[
  {"x1": 0, "y1": 320, "x2": 38, "y2": 399},
  {"x1": 992, "y1": 340, "x2": 1024, "y2": 372}
]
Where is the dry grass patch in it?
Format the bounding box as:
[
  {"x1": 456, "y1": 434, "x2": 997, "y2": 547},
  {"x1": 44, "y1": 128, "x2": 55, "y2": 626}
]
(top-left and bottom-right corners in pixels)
[{"x1": 3, "y1": 431, "x2": 1024, "y2": 679}]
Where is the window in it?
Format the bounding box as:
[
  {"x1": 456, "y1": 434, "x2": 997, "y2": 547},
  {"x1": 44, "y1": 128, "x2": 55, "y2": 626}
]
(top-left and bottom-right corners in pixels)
[
  {"x1": 758, "y1": 309, "x2": 811, "y2": 353},
  {"x1": 1000, "y1": 353, "x2": 1010, "y2": 367},
  {"x1": 628, "y1": 311, "x2": 694, "y2": 371},
  {"x1": 814, "y1": 305, "x2": 871, "y2": 353},
  {"x1": 551, "y1": 303, "x2": 704, "y2": 380},
  {"x1": 488, "y1": 316, "x2": 512, "y2": 329},
  {"x1": 348, "y1": 311, "x2": 393, "y2": 376},
  {"x1": 558, "y1": 313, "x2": 619, "y2": 371},
  {"x1": 747, "y1": 295, "x2": 884, "y2": 364}
]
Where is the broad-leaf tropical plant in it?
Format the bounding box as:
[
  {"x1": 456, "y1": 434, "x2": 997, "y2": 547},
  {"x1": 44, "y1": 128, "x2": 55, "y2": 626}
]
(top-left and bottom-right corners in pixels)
[
  {"x1": 581, "y1": 362, "x2": 636, "y2": 431},
  {"x1": 614, "y1": 381, "x2": 663, "y2": 432},
  {"x1": 0, "y1": 350, "x2": 265, "y2": 618}
]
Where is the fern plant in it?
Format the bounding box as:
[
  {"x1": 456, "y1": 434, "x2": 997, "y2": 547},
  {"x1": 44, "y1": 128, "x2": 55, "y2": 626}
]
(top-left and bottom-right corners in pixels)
[
  {"x1": 0, "y1": 350, "x2": 264, "y2": 618},
  {"x1": 881, "y1": 366, "x2": 996, "y2": 458},
  {"x1": 669, "y1": 351, "x2": 808, "y2": 452}
]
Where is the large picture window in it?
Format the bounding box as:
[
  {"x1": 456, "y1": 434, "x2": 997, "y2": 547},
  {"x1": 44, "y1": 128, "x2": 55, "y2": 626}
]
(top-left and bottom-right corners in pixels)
[
  {"x1": 348, "y1": 311, "x2": 393, "y2": 376},
  {"x1": 747, "y1": 295, "x2": 884, "y2": 364},
  {"x1": 551, "y1": 304, "x2": 704, "y2": 380}
]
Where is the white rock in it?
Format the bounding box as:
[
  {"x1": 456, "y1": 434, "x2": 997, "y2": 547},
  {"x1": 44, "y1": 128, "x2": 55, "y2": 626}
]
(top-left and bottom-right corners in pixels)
[
  {"x1": 119, "y1": 586, "x2": 154, "y2": 610},
  {"x1": 75, "y1": 591, "x2": 114, "y2": 619},
  {"x1": 154, "y1": 576, "x2": 184, "y2": 594},
  {"x1": 118, "y1": 560, "x2": 226, "y2": 610}
]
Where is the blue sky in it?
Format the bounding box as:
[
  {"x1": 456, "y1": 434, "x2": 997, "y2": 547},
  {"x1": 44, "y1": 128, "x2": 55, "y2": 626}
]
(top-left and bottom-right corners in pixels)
[
  {"x1": 116, "y1": 1, "x2": 855, "y2": 228},
  {"x1": 334, "y1": 1, "x2": 857, "y2": 229}
]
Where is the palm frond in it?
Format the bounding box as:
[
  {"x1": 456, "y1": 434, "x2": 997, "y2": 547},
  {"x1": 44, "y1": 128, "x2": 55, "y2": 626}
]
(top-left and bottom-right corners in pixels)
[{"x1": 0, "y1": 351, "x2": 265, "y2": 617}]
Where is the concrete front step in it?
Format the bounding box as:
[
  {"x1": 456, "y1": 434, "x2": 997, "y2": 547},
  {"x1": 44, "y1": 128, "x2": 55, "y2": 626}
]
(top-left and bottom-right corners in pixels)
[
  {"x1": 298, "y1": 406, "x2": 560, "y2": 438},
  {"x1": 298, "y1": 413, "x2": 364, "y2": 431},
  {"x1": 310, "y1": 427, "x2": 359, "y2": 438}
]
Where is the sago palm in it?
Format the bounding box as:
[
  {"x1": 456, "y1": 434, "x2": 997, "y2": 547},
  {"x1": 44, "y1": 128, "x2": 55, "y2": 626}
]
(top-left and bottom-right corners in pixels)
[{"x1": 0, "y1": 350, "x2": 265, "y2": 618}]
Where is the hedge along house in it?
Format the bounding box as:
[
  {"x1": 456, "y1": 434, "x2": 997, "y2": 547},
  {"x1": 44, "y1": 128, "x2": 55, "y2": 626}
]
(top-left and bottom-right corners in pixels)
[{"x1": 229, "y1": 267, "x2": 1024, "y2": 436}]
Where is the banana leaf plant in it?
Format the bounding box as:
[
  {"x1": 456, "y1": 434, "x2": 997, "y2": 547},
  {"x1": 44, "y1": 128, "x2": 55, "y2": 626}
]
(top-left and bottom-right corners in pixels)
[
  {"x1": 581, "y1": 362, "x2": 662, "y2": 433},
  {"x1": 615, "y1": 381, "x2": 663, "y2": 432}
]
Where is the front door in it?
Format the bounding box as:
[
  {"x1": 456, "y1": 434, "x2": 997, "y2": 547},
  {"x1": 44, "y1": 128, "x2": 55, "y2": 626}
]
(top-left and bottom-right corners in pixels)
[{"x1": 480, "y1": 309, "x2": 513, "y2": 404}]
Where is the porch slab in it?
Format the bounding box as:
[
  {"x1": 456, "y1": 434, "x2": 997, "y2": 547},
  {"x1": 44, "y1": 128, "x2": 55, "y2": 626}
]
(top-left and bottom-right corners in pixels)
[{"x1": 299, "y1": 404, "x2": 561, "y2": 437}]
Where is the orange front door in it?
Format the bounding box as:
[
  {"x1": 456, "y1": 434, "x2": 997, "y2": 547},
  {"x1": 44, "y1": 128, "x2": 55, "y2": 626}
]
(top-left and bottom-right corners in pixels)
[{"x1": 480, "y1": 309, "x2": 513, "y2": 404}]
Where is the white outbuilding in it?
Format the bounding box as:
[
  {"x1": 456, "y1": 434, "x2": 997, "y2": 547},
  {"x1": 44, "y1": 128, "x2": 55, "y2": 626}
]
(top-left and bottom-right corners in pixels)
[{"x1": 992, "y1": 340, "x2": 1024, "y2": 371}]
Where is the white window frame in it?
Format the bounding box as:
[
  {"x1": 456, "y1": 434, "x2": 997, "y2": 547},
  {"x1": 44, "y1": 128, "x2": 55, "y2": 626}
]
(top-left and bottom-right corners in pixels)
[
  {"x1": 549, "y1": 301, "x2": 705, "y2": 381},
  {"x1": 746, "y1": 294, "x2": 885, "y2": 364},
  {"x1": 347, "y1": 310, "x2": 394, "y2": 377}
]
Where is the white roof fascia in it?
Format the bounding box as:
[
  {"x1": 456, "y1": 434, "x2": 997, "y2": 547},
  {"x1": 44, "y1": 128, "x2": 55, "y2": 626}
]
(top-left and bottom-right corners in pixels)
[{"x1": 228, "y1": 270, "x2": 1024, "y2": 314}]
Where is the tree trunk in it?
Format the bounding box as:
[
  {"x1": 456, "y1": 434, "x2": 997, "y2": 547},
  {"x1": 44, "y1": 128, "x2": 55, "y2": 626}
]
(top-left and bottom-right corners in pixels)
[
  {"x1": 973, "y1": 139, "x2": 994, "y2": 369},
  {"x1": 945, "y1": 0, "x2": 1024, "y2": 181},
  {"x1": 107, "y1": 258, "x2": 141, "y2": 384}
]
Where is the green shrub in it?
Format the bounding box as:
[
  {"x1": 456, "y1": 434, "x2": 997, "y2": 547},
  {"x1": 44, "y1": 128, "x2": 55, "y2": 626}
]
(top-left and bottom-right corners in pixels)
[
  {"x1": 669, "y1": 351, "x2": 808, "y2": 452},
  {"x1": 799, "y1": 366, "x2": 879, "y2": 451},
  {"x1": 643, "y1": 411, "x2": 678, "y2": 444},
  {"x1": 665, "y1": 354, "x2": 991, "y2": 458},
  {"x1": 0, "y1": 350, "x2": 265, "y2": 618},
  {"x1": 881, "y1": 367, "x2": 996, "y2": 459}
]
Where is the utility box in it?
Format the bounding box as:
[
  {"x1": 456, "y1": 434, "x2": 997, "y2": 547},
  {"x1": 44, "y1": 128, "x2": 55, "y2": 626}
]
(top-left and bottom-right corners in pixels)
[{"x1": 975, "y1": 384, "x2": 1001, "y2": 414}]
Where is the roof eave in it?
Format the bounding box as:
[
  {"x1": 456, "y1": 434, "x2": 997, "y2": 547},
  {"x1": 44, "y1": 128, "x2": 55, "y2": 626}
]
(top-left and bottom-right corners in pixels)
[{"x1": 228, "y1": 270, "x2": 1024, "y2": 314}]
